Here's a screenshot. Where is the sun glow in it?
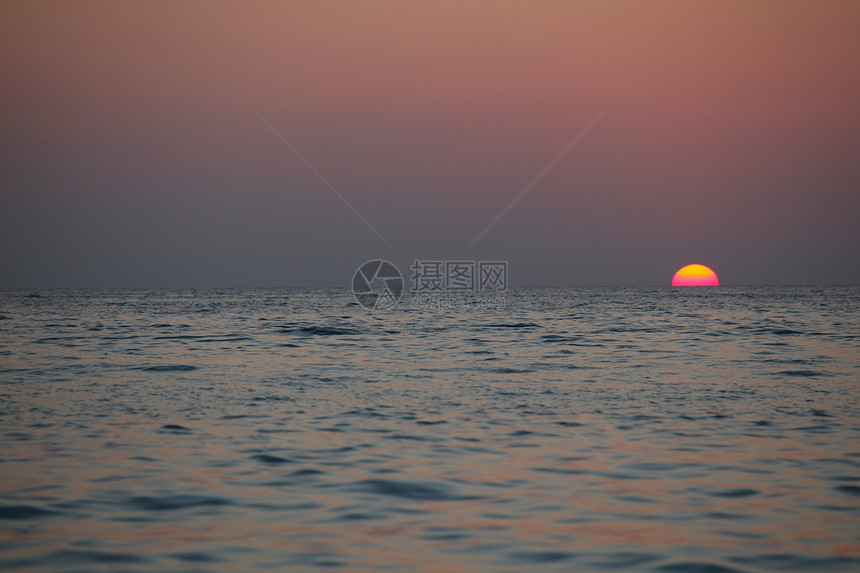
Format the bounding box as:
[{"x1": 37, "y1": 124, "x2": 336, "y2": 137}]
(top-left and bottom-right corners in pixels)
[{"x1": 672, "y1": 264, "x2": 719, "y2": 287}]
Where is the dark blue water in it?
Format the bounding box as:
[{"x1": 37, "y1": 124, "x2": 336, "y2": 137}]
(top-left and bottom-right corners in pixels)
[{"x1": 1, "y1": 287, "x2": 859, "y2": 571}]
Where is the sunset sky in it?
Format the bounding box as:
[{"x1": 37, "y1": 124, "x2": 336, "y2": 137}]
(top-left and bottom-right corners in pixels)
[{"x1": 2, "y1": 1, "x2": 858, "y2": 287}]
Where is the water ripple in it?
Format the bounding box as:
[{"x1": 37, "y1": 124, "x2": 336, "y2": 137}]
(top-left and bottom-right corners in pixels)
[{"x1": 0, "y1": 286, "x2": 858, "y2": 571}]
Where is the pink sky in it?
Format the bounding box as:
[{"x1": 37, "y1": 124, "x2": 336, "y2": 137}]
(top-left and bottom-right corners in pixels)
[{"x1": 1, "y1": 1, "x2": 858, "y2": 286}]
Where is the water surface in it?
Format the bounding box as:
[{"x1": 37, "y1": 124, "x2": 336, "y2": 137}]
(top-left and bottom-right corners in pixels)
[{"x1": 1, "y1": 287, "x2": 859, "y2": 571}]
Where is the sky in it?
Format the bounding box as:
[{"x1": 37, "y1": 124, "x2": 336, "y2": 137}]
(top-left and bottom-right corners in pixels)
[{"x1": 1, "y1": 0, "x2": 858, "y2": 287}]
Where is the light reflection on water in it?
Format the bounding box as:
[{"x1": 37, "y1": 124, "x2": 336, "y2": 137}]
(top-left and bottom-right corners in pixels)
[{"x1": 0, "y1": 287, "x2": 859, "y2": 571}]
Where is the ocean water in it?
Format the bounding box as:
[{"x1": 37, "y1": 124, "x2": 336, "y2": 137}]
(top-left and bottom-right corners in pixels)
[{"x1": 0, "y1": 286, "x2": 859, "y2": 572}]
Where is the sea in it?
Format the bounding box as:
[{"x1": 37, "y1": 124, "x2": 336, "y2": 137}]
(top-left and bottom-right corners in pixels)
[{"x1": 0, "y1": 286, "x2": 858, "y2": 572}]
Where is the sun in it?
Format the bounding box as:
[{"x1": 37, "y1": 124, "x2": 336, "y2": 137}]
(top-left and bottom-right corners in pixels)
[{"x1": 672, "y1": 264, "x2": 719, "y2": 286}]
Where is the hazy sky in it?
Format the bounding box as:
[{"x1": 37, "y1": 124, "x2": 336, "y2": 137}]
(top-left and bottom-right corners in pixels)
[{"x1": 2, "y1": 1, "x2": 858, "y2": 287}]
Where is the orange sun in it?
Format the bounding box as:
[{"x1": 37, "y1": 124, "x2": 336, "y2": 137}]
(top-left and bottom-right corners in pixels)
[{"x1": 672, "y1": 264, "x2": 719, "y2": 287}]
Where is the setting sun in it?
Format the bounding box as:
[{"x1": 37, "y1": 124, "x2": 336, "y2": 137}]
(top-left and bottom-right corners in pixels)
[{"x1": 672, "y1": 264, "x2": 719, "y2": 286}]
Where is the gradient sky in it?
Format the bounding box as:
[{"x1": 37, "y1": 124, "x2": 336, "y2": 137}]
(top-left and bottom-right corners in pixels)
[{"x1": 2, "y1": 1, "x2": 858, "y2": 287}]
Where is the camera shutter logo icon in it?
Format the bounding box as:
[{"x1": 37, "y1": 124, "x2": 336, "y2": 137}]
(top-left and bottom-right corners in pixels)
[{"x1": 352, "y1": 260, "x2": 403, "y2": 310}]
